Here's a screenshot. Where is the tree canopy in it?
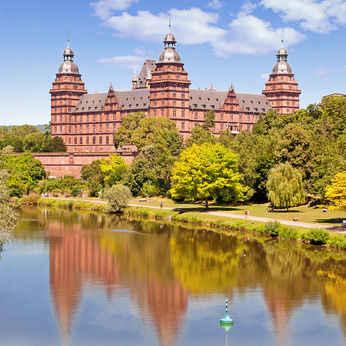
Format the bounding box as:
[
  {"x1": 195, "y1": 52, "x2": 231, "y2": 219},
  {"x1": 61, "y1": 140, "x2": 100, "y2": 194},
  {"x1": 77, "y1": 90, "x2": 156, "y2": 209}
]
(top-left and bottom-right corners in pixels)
[
  {"x1": 325, "y1": 171, "x2": 346, "y2": 210},
  {"x1": 267, "y1": 163, "x2": 305, "y2": 209},
  {"x1": 170, "y1": 143, "x2": 247, "y2": 207}
]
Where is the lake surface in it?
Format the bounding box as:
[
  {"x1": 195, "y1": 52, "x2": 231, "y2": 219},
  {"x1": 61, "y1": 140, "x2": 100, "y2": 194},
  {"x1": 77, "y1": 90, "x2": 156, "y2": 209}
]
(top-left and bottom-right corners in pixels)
[{"x1": 0, "y1": 207, "x2": 345, "y2": 346}]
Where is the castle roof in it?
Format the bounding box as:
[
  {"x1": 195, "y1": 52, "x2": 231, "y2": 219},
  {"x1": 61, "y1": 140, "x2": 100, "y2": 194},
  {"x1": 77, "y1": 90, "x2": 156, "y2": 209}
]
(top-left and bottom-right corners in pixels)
[
  {"x1": 72, "y1": 89, "x2": 271, "y2": 114},
  {"x1": 135, "y1": 59, "x2": 156, "y2": 89}
]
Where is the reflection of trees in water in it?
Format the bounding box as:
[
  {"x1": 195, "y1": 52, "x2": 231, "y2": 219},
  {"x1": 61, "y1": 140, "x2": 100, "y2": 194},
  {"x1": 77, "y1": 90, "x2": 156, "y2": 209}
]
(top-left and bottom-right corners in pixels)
[
  {"x1": 169, "y1": 230, "x2": 248, "y2": 294},
  {"x1": 15, "y1": 207, "x2": 346, "y2": 343}
]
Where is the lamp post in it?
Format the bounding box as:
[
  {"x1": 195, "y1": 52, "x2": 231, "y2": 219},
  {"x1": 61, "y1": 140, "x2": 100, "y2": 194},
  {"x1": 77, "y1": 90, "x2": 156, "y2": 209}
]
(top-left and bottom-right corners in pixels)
[{"x1": 220, "y1": 298, "x2": 233, "y2": 346}]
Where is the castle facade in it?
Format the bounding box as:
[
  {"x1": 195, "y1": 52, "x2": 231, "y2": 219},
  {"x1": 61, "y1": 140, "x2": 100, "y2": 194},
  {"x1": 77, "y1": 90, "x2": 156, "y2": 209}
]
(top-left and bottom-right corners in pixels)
[{"x1": 50, "y1": 32, "x2": 301, "y2": 153}]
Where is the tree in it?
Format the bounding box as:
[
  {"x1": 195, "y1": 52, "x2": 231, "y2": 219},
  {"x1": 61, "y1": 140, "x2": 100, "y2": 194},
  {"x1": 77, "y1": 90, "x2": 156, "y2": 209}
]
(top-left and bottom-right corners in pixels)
[
  {"x1": 0, "y1": 153, "x2": 46, "y2": 197},
  {"x1": 1, "y1": 145, "x2": 14, "y2": 154},
  {"x1": 186, "y1": 125, "x2": 217, "y2": 146},
  {"x1": 0, "y1": 170, "x2": 18, "y2": 245},
  {"x1": 99, "y1": 154, "x2": 128, "y2": 187},
  {"x1": 105, "y1": 184, "x2": 132, "y2": 212},
  {"x1": 325, "y1": 171, "x2": 346, "y2": 210},
  {"x1": 267, "y1": 163, "x2": 305, "y2": 209},
  {"x1": 48, "y1": 136, "x2": 67, "y2": 152},
  {"x1": 123, "y1": 154, "x2": 156, "y2": 196},
  {"x1": 81, "y1": 160, "x2": 105, "y2": 197},
  {"x1": 202, "y1": 110, "x2": 215, "y2": 129},
  {"x1": 113, "y1": 112, "x2": 146, "y2": 148},
  {"x1": 170, "y1": 143, "x2": 247, "y2": 208}
]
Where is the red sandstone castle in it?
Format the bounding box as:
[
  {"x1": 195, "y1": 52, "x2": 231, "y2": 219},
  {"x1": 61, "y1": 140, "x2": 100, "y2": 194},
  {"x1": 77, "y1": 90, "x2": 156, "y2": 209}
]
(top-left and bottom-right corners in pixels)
[{"x1": 50, "y1": 31, "x2": 301, "y2": 153}]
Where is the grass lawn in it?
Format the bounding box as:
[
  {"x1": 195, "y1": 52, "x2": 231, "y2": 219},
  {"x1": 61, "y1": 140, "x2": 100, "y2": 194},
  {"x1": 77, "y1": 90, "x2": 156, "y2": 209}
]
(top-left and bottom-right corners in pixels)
[{"x1": 131, "y1": 197, "x2": 346, "y2": 227}]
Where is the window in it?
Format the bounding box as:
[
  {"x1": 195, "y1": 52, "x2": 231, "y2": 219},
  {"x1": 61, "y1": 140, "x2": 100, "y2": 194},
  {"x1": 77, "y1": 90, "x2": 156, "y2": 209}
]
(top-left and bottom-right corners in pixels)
[
  {"x1": 239, "y1": 115, "x2": 243, "y2": 122},
  {"x1": 99, "y1": 136, "x2": 102, "y2": 144},
  {"x1": 173, "y1": 109, "x2": 176, "y2": 116},
  {"x1": 194, "y1": 112, "x2": 198, "y2": 119},
  {"x1": 93, "y1": 136, "x2": 96, "y2": 144},
  {"x1": 86, "y1": 137, "x2": 89, "y2": 144},
  {"x1": 80, "y1": 137, "x2": 83, "y2": 144},
  {"x1": 247, "y1": 114, "x2": 250, "y2": 121},
  {"x1": 220, "y1": 124, "x2": 224, "y2": 131},
  {"x1": 247, "y1": 125, "x2": 251, "y2": 131},
  {"x1": 106, "y1": 136, "x2": 109, "y2": 144},
  {"x1": 161, "y1": 109, "x2": 164, "y2": 116},
  {"x1": 220, "y1": 114, "x2": 223, "y2": 121},
  {"x1": 182, "y1": 109, "x2": 185, "y2": 117},
  {"x1": 74, "y1": 137, "x2": 77, "y2": 144},
  {"x1": 181, "y1": 121, "x2": 185, "y2": 130},
  {"x1": 69, "y1": 137, "x2": 72, "y2": 144},
  {"x1": 93, "y1": 124, "x2": 96, "y2": 133}
]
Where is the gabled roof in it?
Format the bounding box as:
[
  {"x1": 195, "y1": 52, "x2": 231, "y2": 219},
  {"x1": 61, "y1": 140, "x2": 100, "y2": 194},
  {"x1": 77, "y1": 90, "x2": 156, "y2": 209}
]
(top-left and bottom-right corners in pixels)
[
  {"x1": 136, "y1": 59, "x2": 156, "y2": 89},
  {"x1": 72, "y1": 93, "x2": 107, "y2": 113},
  {"x1": 189, "y1": 89, "x2": 228, "y2": 110},
  {"x1": 115, "y1": 89, "x2": 150, "y2": 110},
  {"x1": 72, "y1": 89, "x2": 271, "y2": 114},
  {"x1": 236, "y1": 93, "x2": 272, "y2": 113}
]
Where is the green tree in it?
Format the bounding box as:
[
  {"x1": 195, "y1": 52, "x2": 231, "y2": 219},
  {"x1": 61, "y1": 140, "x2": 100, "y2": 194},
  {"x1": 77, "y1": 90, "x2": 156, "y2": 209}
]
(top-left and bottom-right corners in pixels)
[
  {"x1": 47, "y1": 136, "x2": 67, "y2": 152},
  {"x1": 202, "y1": 110, "x2": 215, "y2": 130},
  {"x1": 123, "y1": 155, "x2": 156, "y2": 196},
  {"x1": 186, "y1": 125, "x2": 217, "y2": 146},
  {"x1": 81, "y1": 160, "x2": 105, "y2": 197},
  {"x1": 0, "y1": 153, "x2": 46, "y2": 197},
  {"x1": 105, "y1": 184, "x2": 132, "y2": 212},
  {"x1": 267, "y1": 163, "x2": 305, "y2": 209},
  {"x1": 325, "y1": 171, "x2": 346, "y2": 210},
  {"x1": 113, "y1": 112, "x2": 146, "y2": 148},
  {"x1": 99, "y1": 154, "x2": 128, "y2": 187},
  {"x1": 170, "y1": 143, "x2": 247, "y2": 208},
  {"x1": 0, "y1": 170, "x2": 18, "y2": 245}
]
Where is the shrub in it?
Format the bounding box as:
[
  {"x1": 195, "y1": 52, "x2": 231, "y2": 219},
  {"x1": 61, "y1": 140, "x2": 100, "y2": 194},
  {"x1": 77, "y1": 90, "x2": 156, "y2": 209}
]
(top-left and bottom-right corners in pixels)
[
  {"x1": 328, "y1": 235, "x2": 346, "y2": 249},
  {"x1": 104, "y1": 184, "x2": 132, "y2": 213},
  {"x1": 20, "y1": 193, "x2": 41, "y2": 205},
  {"x1": 263, "y1": 221, "x2": 281, "y2": 237},
  {"x1": 278, "y1": 226, "x2": 298, "y2": 240},
  {"x1": 301, "y1": 228, "x2": 330, "y2": 245}
]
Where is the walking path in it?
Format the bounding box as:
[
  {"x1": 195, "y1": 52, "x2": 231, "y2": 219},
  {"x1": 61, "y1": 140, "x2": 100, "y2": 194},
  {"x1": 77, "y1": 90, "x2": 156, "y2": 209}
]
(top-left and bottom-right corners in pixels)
[
  {"x1": 128, "y1": 204, "x2": 330, "y2": 229},
  {"x1": 49, "y1": 198, "x2": 336, "y2": 230}
]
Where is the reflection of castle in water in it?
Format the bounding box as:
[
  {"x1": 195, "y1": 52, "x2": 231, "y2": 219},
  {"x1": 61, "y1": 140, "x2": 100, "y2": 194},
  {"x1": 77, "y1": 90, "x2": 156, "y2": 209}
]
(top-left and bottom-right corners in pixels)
[
  {"x1": 48, "y1": 219, "x2": 187, "y2": 346},
  {"x1": 42, "y1": 210, "x2": 346, "y2": 345}
]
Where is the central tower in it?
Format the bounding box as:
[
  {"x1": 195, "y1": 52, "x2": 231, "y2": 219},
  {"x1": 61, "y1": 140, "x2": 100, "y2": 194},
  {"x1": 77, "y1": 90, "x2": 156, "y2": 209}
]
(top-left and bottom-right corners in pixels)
[
  {"x1": 50, "y1": 41, "x2": 87, "y2": 150},
  {"x1": 149, "y1": 31, "x2": 191, "y2": 138},
  {"x1": 262, "y1": 41, "x2": 301, "y2": 115}
]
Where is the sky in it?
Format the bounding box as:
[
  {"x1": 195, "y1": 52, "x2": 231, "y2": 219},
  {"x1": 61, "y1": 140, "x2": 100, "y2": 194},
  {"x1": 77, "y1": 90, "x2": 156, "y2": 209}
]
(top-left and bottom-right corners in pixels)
[{"x1": 0, "y1": 0, "x2": 345, "y2": 125}]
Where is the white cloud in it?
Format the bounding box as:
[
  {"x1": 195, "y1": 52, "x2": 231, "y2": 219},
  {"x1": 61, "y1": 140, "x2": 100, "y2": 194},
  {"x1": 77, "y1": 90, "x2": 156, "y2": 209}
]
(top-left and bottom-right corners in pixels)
[
  {"x1": 317, "y1": 65, "x2": 346, "y2": 75},
  {"x1": 103, "y1": 8, "x2": 226, "y2": 45},
  {"x1": 207, "y1": 0, "x2": 224, "y2": 10},
  {"x1": 91, "y1": 0, "x2": 138, "y2": 19},
  {"x1": 98, "y1": 7, "x2": 305, "y2": 58},
  {"x1": 261, "y1": 73, "x2": 269, "y2": 79},
  {"x1": 213, "y1": 13, "x2": 306, "y2": 56},
  {"x1": 261, "y1": 0, "x2": 346, "y2": 33},
  {"x1": 98, "y1": 54, "x2": 145, "y2": 71}
]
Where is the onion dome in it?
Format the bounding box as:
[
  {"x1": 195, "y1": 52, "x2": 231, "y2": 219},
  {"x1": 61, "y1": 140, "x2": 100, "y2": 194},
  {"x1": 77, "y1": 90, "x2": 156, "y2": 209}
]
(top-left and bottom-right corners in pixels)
[
  {"x1": 57, "y1": 40, "x2": 80, "y2": 74},
  {"x1": 271, "y1": 40, "x2": 292, "y2": 74},
  {"x1": 158, "y1": 31, "x2": 181, "y2": 63}
]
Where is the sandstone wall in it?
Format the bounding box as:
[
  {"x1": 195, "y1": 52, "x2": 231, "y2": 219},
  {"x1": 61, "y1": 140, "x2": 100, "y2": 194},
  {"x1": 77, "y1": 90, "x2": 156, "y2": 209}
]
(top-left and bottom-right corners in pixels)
[{"x1": 32, "y1": 151, "x2": 136, "y2": 178}]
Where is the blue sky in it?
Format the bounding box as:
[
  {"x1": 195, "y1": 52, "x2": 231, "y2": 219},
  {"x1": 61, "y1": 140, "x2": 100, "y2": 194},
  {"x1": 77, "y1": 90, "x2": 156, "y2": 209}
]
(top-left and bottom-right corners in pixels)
[{"x1": 0, "y1": 0, "x2": 345, "y2": 125}]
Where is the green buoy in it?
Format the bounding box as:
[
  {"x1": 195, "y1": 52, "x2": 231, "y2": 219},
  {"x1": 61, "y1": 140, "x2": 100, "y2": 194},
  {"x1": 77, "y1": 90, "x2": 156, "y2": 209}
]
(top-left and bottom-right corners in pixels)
[{"x1": 220, "y1": 298, "x2": 233, "y2": 345}]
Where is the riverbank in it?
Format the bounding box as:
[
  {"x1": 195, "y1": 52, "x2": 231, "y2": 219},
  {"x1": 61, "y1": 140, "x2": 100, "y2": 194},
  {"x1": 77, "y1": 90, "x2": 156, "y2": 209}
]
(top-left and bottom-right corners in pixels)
[{"x1": 33, "y1": 197, "x2": 346, "y2": 249}]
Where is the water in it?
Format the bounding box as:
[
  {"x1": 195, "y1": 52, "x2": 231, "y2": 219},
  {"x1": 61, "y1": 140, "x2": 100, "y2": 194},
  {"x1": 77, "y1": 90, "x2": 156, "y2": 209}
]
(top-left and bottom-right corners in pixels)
[{"x1": 0, "y1": 207, "x2": 345, "y2": 346}]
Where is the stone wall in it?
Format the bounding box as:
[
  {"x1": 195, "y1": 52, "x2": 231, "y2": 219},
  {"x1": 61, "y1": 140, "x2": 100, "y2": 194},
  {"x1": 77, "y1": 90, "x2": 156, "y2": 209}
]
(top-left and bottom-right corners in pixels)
[{"x1": 32, "y1": 151, "x2": 136, "y2": 178}]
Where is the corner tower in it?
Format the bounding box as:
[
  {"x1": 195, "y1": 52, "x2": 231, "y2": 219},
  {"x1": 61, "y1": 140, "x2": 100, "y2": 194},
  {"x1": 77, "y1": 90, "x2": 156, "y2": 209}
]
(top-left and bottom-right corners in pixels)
[
  {"x1": 50, "y1": 41, "x2": 87, "y2": 146},
  {"x1": 149, "y1": 31, "x2": 191, "y2": 138},
  {"x1": 262, "y1": 41, "x2": 301, "y2": 114}
]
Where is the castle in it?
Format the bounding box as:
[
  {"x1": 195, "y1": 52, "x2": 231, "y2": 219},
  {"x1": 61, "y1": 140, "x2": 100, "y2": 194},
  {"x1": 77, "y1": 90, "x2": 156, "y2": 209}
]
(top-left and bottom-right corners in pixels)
[{"x1": 50, "y1": 31, "x2": 301, "y2": 153}]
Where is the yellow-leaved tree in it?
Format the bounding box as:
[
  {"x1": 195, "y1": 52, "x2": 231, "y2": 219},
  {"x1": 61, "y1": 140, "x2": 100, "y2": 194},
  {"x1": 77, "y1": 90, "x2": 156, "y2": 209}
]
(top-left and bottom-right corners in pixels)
[
  {"x1": 170, "y1": 143, "x2": 247, "y2": 208},
  {"x1": 325, "y1": 171, "x2": 346, "y2": 210}
]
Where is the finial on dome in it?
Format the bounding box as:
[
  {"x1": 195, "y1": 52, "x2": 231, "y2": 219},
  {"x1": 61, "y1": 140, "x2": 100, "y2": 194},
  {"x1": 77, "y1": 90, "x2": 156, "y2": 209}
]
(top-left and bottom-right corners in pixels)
[{"x1": 109, "y1": 82, "x2": 114, "y2": 91}]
